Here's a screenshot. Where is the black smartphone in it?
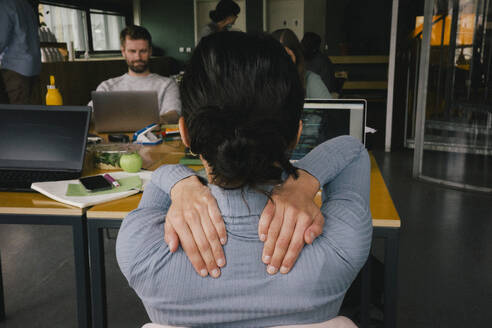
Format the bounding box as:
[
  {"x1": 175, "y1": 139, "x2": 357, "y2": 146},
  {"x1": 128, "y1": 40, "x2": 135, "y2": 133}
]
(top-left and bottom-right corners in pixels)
[{"x1": 79, "y1": 175, "x2": 112, "y2": 192}]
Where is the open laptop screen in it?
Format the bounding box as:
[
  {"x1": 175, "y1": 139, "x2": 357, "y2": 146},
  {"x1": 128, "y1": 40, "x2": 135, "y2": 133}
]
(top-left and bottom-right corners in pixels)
[
  {"x1": 0, "y1": 105, "x2": 91, "y2": 171},
  {"x1": 91, "y1": 91, "x2": 160, "y2": 133},
  {"x1": 291, "y1": 99, "x2": 366, "y2": 160}
]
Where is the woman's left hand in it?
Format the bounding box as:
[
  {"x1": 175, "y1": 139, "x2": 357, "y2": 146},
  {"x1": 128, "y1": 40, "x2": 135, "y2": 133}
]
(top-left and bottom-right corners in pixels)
[{"x1": 258, "y1": 169, "x2": 324, "y2": 275}]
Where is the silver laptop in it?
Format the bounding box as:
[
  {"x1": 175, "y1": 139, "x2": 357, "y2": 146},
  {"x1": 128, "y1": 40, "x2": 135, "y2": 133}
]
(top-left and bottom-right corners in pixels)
[
  {"x1": 91, "y1": 91, "x2": 160, "y2": 132},
  {"x1": 291, "y1": 99, "x2": 367, "y2": 160}
]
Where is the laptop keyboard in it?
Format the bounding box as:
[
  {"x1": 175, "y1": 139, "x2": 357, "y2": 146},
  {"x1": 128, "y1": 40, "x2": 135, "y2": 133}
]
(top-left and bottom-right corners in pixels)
[{"x1": 0, "y1": 170, "x2": 80, "y2": 191}]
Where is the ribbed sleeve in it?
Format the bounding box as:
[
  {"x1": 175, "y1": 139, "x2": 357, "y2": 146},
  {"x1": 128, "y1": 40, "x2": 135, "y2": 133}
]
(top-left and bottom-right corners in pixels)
[
  {"x1": 318, "y1": 145, "x2": 372, "y2": 272},
  {"x1": 151, "y1": 164, "x2": 196, "y2": 194},
  {"x1": 294, "y1": 135, "x2": 365, "y2": 186},
  {"x1": 116, "y1": 181, "x2": 172, "y2": 284}
]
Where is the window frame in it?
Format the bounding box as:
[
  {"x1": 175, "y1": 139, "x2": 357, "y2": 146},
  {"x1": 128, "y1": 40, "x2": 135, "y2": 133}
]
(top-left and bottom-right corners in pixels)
[{"x1": 39, "y1": 0, "x2": 132, "y2": 56}]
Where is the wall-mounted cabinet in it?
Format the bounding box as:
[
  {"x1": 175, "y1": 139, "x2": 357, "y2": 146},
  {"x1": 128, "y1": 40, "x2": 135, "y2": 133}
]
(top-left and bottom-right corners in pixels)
[{"x1": 264, "y1": 0, "x2": 326, "y2": 44}]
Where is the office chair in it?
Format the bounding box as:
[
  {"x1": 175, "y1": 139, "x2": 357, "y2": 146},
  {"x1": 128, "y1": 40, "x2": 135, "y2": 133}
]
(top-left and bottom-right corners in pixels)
[{"x1": 142, "y1": 316, "x2": 357, "y2": 328}]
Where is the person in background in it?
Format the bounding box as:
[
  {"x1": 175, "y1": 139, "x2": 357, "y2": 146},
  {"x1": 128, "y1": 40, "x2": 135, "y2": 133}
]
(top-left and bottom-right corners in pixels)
[
  {"x1": 301, "y1": 32, "x2": 336, "y2": 95},
  {"x1": 199, "y1": 0, "x2": 240, "y2": 40},
  {"x1": 0, "y1": 0, "x2": 41, "y2": 104},
  {"x1": 272, "y1": 28, "x2": 332, "y2": 100},
  {"x1": 89, "y1": 25, "x2": 181, "y2": 124},
  {"x1": 116, "y1": 31, "x2": 371, "y2": 327}
]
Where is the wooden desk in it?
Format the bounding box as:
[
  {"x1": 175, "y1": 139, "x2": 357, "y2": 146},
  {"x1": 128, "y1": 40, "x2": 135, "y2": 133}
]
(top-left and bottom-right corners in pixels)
[
  {"x1": 86, "y1": 149, "x2": 401, "y2": 328},
  {"x1": 0, "y1": 193, "x2": 91, "y2": 328},
  {"x1": 0, "y1": 138, "x2": 187, "y2": 328}
]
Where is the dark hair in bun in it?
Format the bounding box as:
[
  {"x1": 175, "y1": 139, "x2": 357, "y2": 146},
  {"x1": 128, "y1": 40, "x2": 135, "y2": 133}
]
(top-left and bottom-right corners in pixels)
[
  {"x1": 209, "y1": 0, "x2": 240, "y2": 23},
  {"x1": 181, "y1": 31, "x2": 304, "y2": 189}
]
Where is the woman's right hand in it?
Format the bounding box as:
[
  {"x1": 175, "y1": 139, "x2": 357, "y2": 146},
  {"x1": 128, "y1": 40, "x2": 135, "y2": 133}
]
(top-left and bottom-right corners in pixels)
[
  {"x1": 258, "y1": 169, "x2": 323, "y2": 275},
  {"x1": 164, "y1": 176, "x2": 227, "y2": 278}
]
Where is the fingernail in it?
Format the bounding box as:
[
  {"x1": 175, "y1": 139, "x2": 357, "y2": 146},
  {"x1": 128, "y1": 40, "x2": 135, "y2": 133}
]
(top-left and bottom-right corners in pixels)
[
  {"x1": 260, "y1": 234, "x2": 266, "y2": 241},
  {"x1": 263, "y1": 255, "x2": 271, "y2": 263},
  {"x1": 267, "y1": 265, "x2": 277, "y2": 274},
  {"x1": 280, "y1": 266, "x2": 289, "y2": 274},
  {"x1": 217, "y1": 258, "x2": 225, "y2": 267},
  {"x1": 168, "y1": 241, "x2": 175, "y2": 251},
  {"x1": 310, "y1": 232, "x2": 315, "y2": 242},
  {"x1": 211, "y1": 268, "x2": 220, "y2": 278},
  {"x1": 200, "y1": 269, "x2": 208, "y2": 277},
  {"x1": 220, "y1": 237, "x2": 227, "y2": 245}
]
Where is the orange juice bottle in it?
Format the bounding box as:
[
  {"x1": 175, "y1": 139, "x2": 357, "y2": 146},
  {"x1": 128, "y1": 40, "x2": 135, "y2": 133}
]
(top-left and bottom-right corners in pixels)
[{"x1": 46, "y1": 75, "x2": 63, "y2": 105}]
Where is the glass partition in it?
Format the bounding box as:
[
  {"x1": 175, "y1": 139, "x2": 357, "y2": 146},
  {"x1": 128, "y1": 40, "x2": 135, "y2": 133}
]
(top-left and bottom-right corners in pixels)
[{"x1": 411, "y1": 0, "x2": 492, "y2": 192}]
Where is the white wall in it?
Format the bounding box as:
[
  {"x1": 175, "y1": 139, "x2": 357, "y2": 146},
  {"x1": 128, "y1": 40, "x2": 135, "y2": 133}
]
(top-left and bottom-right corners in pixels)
[
  {"x1": 265, "y1": 0, "x2": 304, "y2": 39},
  {"x1": 265, "y1": 0, "x2": 327, "y2": 42},
  {"x1": 133, "y1": 0, "x2": 141, "y2": 25}
]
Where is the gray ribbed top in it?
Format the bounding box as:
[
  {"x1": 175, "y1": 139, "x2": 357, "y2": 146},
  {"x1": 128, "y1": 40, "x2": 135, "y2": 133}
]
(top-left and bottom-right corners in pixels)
[{"x1": 116, "y1": 136, "x2": 372, "y2": 327}]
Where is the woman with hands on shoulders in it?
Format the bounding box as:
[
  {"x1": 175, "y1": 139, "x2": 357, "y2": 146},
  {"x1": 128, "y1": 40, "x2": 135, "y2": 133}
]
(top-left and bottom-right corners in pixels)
[{"x1": 116, "y1": 31, "x2": 372, "y2": 327}]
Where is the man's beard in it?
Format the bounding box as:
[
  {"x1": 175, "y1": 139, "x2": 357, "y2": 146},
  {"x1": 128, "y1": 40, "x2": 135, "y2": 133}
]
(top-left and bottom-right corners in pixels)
[{"x1": 128, "y1": 60, "x2": 149, "y2": 73}]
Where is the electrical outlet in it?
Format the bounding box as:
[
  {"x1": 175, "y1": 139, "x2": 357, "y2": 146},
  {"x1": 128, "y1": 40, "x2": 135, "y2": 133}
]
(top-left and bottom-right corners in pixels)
[
  {"x1": 186, "y1": 47, "x2": 192, "y2": 53},
  {"x1": 179, "y1": 47, "x2": 184, "y2": 53}
]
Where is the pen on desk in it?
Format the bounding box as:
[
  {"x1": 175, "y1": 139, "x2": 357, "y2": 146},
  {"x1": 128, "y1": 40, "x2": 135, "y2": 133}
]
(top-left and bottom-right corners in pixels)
[{"x1": 103, "y1": 173, "x2": 120, "y2": 188}]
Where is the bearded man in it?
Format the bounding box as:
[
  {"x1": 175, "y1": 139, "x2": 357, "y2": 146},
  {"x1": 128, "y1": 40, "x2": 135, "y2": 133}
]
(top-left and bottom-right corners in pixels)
[{"x1": 89, "y1": 25, "x2": 180, "y2": 123}]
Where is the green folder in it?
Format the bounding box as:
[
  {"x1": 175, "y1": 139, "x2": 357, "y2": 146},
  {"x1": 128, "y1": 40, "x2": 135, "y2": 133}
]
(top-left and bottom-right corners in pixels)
[{"x1": 179, "y1": 157, "x2": 203, "y2": 166}]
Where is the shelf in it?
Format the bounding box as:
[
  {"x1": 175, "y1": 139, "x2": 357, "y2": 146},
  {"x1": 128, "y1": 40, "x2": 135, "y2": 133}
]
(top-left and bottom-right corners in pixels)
[
  {"x1": 40, "y1": 42, "x2": 67, "y2": 49},
  {"x1": 343, "y1": 81, "x2": 388, "y2": 90},
  {"x1": 329, "y1": 56, "x2": 389, "y2": 64}
]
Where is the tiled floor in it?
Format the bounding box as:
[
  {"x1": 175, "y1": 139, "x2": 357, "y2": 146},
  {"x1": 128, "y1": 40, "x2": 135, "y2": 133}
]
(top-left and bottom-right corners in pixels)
[{"x1": 0, "y1": 149, "x2": 491, "y2": 327}]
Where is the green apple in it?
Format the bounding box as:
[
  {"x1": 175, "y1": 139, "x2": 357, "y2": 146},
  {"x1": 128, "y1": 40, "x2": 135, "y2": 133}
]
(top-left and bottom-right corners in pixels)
[{"x1": 119, "y1": 152, "x2": 143, "y2": 173}]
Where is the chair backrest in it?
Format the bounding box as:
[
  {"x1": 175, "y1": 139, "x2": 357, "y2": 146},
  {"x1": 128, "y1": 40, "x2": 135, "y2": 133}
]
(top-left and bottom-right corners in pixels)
[
  {"x1": 142, "y1": 316, "x2": 357, "y2": 328},
  {"x1": 142, "y1": 324, "x2": 182, "y2": 328}
]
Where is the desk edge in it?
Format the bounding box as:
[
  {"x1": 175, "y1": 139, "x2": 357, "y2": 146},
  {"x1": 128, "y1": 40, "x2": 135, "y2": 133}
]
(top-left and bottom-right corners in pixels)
[{"x1": 0, "y1": 207, "x2": 85, "y2": 216}]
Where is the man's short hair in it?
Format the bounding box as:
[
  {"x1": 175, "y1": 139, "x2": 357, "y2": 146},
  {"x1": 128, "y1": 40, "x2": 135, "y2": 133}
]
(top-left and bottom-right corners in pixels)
[{"x1": 120, "y1": 25, "x2": 152, "y2": 47}]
